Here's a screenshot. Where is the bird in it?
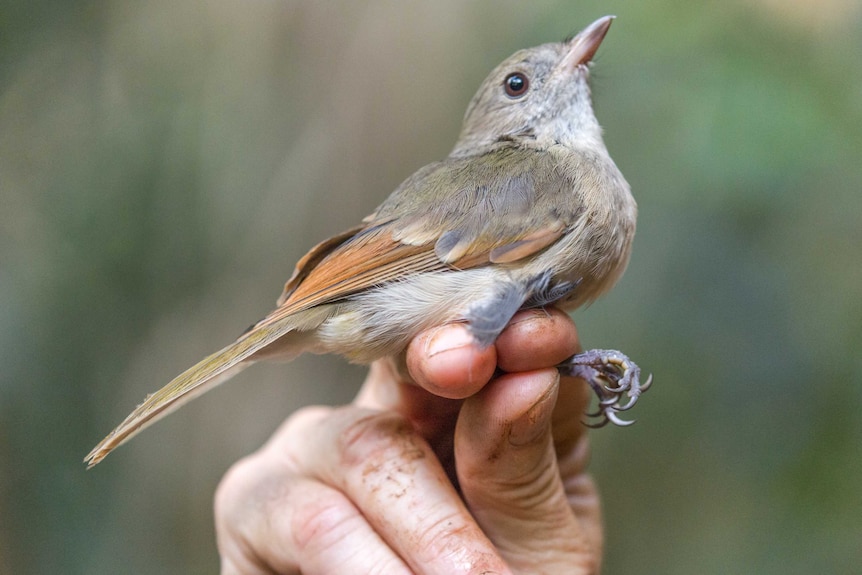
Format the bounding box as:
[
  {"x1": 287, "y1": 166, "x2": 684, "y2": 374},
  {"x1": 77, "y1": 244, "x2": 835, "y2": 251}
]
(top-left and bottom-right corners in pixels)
[{"x1": 86, "y1": 15, "x2": 650, "y2": 468}]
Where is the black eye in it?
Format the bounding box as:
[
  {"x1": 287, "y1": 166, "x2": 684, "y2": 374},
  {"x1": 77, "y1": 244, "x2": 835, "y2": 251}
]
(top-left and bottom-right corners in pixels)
[{"x1": 503, "y1": 72, "x2": 529, "y2": 98}]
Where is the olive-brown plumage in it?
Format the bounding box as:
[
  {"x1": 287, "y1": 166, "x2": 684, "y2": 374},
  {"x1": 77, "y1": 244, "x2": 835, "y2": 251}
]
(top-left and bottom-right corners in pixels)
[{"x1": 86, "y1": 15, "x2": 650, "y2": 468}]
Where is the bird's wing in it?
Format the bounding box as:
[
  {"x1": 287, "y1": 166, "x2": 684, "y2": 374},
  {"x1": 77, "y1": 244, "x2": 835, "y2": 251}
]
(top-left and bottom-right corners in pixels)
[
  {"x1": 253, "y1": 145, "x2": 581, "y2": 330},
  {"x1": 379, "y1": 146, "x2": 579, "y2": 267}
]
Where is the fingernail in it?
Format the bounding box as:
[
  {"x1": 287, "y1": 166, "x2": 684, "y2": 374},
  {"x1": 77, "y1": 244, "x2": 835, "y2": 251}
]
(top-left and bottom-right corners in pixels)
[
  {"x1": 425, "y1": 324, "x2": 475, "y2": 358},
  {"x1": 509, "y1": 372, "x2": 558, "y2": 446}
]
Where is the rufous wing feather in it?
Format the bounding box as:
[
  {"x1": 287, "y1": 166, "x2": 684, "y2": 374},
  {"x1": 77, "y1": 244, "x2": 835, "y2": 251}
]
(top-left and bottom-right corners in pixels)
[
  {"x1": 277, "y1": 224, "x2": 365, "y2": 306},
  {"x1": 250, "y1": 226, "x2": 444, "y2": 331}
]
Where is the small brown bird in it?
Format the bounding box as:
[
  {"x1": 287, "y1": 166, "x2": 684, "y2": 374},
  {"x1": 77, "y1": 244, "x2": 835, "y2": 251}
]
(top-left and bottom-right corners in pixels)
[{"x1": 87, "y1": 15, "x2": 650, "y2": 468}]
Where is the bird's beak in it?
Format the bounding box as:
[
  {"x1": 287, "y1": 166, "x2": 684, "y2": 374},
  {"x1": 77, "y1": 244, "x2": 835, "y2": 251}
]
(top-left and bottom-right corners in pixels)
[{"x1": 562, "y1": 15, "x2": 614, "y2": 69}]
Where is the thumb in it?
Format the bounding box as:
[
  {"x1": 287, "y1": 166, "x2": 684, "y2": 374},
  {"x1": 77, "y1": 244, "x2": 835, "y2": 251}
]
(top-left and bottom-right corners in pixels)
[{"x1": 455, "y1": 368, "x2": 599, "y2": 574}]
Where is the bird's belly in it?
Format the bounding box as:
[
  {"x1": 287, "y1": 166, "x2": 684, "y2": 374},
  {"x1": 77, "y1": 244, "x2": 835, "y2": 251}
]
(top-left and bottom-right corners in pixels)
[{"x1": 314, "y1": 267, "x2": 507, "y2": 363}]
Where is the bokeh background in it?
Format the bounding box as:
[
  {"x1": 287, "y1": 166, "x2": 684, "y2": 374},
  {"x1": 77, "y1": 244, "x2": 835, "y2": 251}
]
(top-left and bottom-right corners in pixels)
[{"x1": 2, "y1": 0, "x2": 861, "y2": 573}]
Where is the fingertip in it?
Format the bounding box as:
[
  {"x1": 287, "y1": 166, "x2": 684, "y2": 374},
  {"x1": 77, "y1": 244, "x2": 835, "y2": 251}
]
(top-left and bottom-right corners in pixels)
[
  {"x1": 460, "y1": 368, "x2": 560, "y2": 449},
  {"x1": 507, "y1": 369, "x2": 560, "y2": 446},
  {"x1": 496, "y1": 308, "x2": 580, "y2": 373},
  {"x1": 406, "y1": 324, "x2": 497, "y2": 399}
]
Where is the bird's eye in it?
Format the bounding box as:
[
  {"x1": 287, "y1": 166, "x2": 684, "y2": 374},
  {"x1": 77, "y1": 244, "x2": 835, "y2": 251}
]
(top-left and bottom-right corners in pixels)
[{"x1": 503, "y1": 72, "x2": 529, "y2": 98}]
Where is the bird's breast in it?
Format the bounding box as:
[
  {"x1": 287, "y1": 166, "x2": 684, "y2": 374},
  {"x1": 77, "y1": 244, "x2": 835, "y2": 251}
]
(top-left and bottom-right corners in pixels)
[{"x1": 536, "y1": 154, "x2": 636, "y2": 309}]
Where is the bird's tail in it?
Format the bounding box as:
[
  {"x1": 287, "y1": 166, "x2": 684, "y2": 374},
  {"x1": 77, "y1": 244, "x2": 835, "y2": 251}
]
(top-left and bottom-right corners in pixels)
[{"x1": 85, "y1": 321, "x2": 295, "y2": 468}]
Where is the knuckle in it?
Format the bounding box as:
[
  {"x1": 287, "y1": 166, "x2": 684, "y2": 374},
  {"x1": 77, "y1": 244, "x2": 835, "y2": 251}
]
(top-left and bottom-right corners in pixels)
[
  {"x1": 214, "y1": 454, "x2": 259, "y2": 522},
  {"x1": 411, "y1": 512, "x2": 508, "y2": 574},
  {"x1": 336, "y1": 409, "x2": 422, "y2": 468},
  {"x1": 214, "y1": 451, "x2": 295, "y2": 535},
  {"x1": 414, "y1": 511, "x2": 470, "y2": 555},
  {"x1": 266, "y1": 405, "x2": 333, "y2": 452},
  {"x1": 289, "y1": 490, "x2": 358, "y2": 552}
]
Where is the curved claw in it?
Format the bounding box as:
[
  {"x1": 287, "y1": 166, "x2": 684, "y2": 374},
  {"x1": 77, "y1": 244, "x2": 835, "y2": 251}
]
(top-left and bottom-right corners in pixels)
[
  {"x1": 605, "y1": 410, "x2": 636, "y2": 427},
  {"x1": 585, "y1": 402, "x2": 612, "y2": 417},
  {"x1": 641, "y1": 373, "x2": 654, "y2": 392},
  {"x1": 616, "y1": 392, "x2": 642, "y2": 412},
  {"x1": 583, "y1": 416, "x2": 610, "y2": 429},
  {"x1": 558, "y1": 348, "x2": 652, "y2": 429},
  {"x1": 604, "y1": 377, "x2": 630, "y2": 393},
  {"x1": 600, "y1": 394, "x2": 621, "y2": 406}
]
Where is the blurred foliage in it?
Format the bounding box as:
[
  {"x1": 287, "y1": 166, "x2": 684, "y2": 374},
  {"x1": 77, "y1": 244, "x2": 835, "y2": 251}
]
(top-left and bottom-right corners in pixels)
[{"x1": 1, "y1": 1, "x2": 860, "y2": 573}]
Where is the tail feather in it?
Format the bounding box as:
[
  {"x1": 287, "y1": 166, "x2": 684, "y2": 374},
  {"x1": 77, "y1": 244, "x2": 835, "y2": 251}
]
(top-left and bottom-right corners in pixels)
[{"x1": 85, "y1": 323, "x2": 291, "y2": 468}]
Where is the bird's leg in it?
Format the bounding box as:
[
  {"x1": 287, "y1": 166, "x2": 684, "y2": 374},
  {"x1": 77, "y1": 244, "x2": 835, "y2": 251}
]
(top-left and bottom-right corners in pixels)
[{"x1": 557, "y1": 349, "x2": 652, "y2": 428}]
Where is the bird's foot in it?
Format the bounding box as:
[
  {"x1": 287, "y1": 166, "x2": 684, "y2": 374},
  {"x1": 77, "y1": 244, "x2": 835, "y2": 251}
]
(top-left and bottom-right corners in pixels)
[{"x1": 557, "y1": 349, "x2": 652, "y2": 428}]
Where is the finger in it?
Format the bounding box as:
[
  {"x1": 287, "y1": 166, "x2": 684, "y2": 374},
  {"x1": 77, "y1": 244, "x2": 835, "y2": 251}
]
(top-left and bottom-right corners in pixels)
[
  {"x1": 455, "y1": 369, "x2": 600, "y2": 574},
  {"x1": 357, "y1": 334, "x2": 491, "y2": 483},
  {"x1": 215, "y1": 415, "x2": 413, "y2": 574},
  {"x1": 401, "y1": 309, "x2": 579, "y2": 400},
  {"x1": 363, "y1": 309, "x2": 577, "y2": 410},
  {"x1": 553, "y1": 375, "x2": 603, "y2": 559},
  {"x1": 496, "y1": 309, "x2": 592, "y2": 459},
  {"x1": 359, "y1": 310, "x2": 584, "y2": 464},
  {"x1": 405, "y1": 323, "x2": 498, "y2": 399},
  {"x1": 218, "y1": 478, "x2": 411, "y2": 575},
  {"x1": 494, "y1": 308, "x2": 581, "y2": 373},
  {"x1": 277, "y1": 406, "x2": 512, "y2": 575},
  {"x1": 356, "y1": 359, "x2": 462, "y2": 457}
]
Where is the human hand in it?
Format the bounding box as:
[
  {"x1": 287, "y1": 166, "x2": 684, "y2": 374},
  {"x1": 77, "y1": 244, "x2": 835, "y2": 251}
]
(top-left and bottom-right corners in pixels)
[{"x1": 215, "y1": 308, "x2": 603, "y2": 574}]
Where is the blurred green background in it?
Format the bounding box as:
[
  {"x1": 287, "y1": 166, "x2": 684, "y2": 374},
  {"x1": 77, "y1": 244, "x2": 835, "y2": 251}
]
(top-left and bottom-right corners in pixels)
[{"x1": 2, "y1": 0, "x2": 861, "y2": 573}]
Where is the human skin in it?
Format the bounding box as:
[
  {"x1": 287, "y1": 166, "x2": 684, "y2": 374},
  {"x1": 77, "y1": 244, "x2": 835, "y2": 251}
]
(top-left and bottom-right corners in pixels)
[{"x1": 215, "y1": 308, "x2": 602, "y2": 574}]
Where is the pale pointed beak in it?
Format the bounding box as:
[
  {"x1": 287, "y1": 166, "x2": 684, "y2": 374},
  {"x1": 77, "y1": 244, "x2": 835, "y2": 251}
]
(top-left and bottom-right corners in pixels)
[{"x1": 562, "y1": 15, "x2": 614, "y2": 69}]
